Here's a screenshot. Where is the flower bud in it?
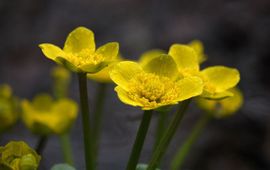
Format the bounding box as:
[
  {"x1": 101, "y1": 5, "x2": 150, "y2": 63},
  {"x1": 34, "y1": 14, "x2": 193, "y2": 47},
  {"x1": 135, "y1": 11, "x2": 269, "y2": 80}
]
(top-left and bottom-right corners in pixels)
[{"x1": 0, "y1": 141, "x2": 41, "y2": 170}]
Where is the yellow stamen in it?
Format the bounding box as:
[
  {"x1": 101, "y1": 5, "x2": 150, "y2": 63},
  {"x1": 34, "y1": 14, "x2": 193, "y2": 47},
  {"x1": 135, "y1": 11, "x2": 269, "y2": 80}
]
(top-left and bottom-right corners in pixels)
[
  {"x1": 65, "y1": 49, "x2": 104, "y2": 66},
  {"x1": 127, "y1": 72, "x2": 180, "y2": 108}
]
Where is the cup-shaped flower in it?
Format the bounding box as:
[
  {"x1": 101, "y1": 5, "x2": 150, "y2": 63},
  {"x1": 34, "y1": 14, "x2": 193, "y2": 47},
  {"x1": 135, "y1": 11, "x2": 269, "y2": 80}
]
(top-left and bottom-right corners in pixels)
[
  {"x1": 110, "y1": 54, "x2": 203, "y2": 110},
  {"x1": 87, "y1": 54, "x2": 123, "y2": 83},
  {"x1": 0, "y1": 141, "x2": 41, "y2": 170},
  {"x1": 197, "y1": 88, "x2": 243, "y2": 118},
  {"x1": 169, "y1": 44, "x2": 240, "y2": 99},
  {"x1": 188, "y1": 40, "x2": 207, "y2": 63},
  {"x1": 21, "y1": 94, "x2": 78, "y2": 135},
  {"x1": 39, "y1": 27, "x2": 119, "y2": 73},
  {"x1": 0, "y1": 84, "x2": 19, "y2": 133}
]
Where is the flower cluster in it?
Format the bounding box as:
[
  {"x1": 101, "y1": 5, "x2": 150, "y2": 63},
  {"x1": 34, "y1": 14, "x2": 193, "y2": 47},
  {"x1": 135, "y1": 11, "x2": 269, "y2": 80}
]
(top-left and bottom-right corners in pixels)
[{"x1": 0, "y1": 26, "x2": 243, "y2": 170}]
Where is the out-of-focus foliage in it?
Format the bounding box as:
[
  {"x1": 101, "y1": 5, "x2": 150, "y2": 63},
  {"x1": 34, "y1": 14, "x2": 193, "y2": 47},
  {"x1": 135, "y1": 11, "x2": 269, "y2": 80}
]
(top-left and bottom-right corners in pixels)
[{"x1": 0, "y1": 84, "x2": 20, "y2": 133}]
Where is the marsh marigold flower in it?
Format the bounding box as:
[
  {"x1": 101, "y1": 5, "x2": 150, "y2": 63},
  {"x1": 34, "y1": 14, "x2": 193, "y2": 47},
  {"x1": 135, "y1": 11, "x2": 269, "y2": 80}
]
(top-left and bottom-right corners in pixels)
[
  {"x1": 0, "y1": 141, "x2": 41, "y2": 170},
  {"x1": 39, "y1": 27, "x2": 119, "y2": 73},
  {"x1": 21, "y1": 94, "x2": 78, "y2": 135},
  {"x1": 0, "y1": 84, "x2": 19, "y2": 133},
  {"x1": 169, "y1": 44, "x2": 240, "y2": 99},
  {"x1": 110, "y1": 54, "x2": 203, "y2": 110},
  {"x1": 197, "y1": 88, "x2": 243, "y2": 118}
]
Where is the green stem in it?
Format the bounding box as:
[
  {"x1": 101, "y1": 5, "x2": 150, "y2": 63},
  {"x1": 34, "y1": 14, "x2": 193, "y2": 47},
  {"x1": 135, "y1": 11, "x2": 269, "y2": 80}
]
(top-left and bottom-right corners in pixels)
[
  {"x1": 170, "y1": 113, "x2": 211, "y2": 170},
  {"x1": 60, "y1": 133, "x2": 74, "y2": 165},
  {"x1": 154, "y1": 111, "x2": 168, "y2": 151},
  {"x1": 126, "y1": 110, "x2": 153, "y2": 170},
  {"x1": 93, "y1": 83, "x2": 107, "y2": 163},
  {"x1": 147, "y1": 100, "x2": 191, "y2": 170},
  {"x1": 78, "y1": 73, "x2": 94, "y2": 170},
  {"x1": 36, "y1": 136, "x2": 48, "y2": 155}
]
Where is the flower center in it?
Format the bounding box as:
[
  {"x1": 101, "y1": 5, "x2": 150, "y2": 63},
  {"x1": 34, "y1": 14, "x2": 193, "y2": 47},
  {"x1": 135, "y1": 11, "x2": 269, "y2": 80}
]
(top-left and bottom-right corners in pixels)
[
  {"x1": 128, "y1": 72, "x2": 180, "y2": 108},
  {"x1": 66, "y1": 49, "x2": 104, "y2": 66}
]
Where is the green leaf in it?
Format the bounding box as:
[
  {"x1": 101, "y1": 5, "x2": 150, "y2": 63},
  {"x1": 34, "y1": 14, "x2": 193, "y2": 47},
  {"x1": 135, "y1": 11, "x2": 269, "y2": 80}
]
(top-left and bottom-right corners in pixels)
[{"x1": 51, "y1": 164, "x2": 76, "y2": 170}]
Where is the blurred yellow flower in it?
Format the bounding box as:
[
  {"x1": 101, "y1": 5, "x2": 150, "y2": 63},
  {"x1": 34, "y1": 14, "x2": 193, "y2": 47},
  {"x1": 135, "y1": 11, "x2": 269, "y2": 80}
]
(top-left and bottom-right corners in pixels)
[
  {"x1": 110, "y1": 54, "x2": 203, "y2": 110},
  {"x1": 197, "y1": 88, "x2": 243, "y2": 118},
  {"x1": 21, "y1": 94, "x2": 78, "y2": 135},
  {"x1": 188, "y1": 40, "x2": 207, "y2": 63},
  {"x1": 169, "y1": 44, "x2": 240, "y2": 99},
  {"x1": 0, "y1": 141, "x2": 41, "y2": 170},
  {"x1": 39, "y1": 27, "x2": 119, "y2": 73},
  {"x1": 87, "y1": 54, "x2": 123, "y2": 83},
  {"x1": 0, "y1": 84, "x2": 19, "y2": 133}
]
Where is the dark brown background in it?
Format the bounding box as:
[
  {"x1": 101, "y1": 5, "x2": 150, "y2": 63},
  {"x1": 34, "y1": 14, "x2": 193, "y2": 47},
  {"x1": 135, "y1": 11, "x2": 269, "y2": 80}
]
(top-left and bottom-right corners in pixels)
[{"x1": 1, "y1": 0, "x2": 270, "y2": 169}]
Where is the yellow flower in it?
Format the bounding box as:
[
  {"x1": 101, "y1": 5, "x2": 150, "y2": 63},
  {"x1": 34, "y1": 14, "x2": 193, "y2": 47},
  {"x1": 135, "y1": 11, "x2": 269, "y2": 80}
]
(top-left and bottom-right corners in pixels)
[
  {"x1": 0, "y1": 84, "x2": 19, "y2": 133},
  {"x1": 110, "y1": 54, "x2": 203, "y2": 110},
  {"x1": 169, "y1": 44, "x2": 240, "y2": 99},
  {"x1": 87, "y1": 54, "x2": 123, "y2": 83},
  {"x1": 39, "y1": 26, "x2": 119, "y2": 73},
  {"x1": 188, "y1": 40, "x2": 207, "y2": 63},
  {"x1": 0, "y1": 141, "x2": 41, "y2": 170},
  {"x1": 21, "y1": 94, "x2": 78, "y2": 135},
  {"x1": 197, "y1": 88, "x2": 243, "y2": 118}
]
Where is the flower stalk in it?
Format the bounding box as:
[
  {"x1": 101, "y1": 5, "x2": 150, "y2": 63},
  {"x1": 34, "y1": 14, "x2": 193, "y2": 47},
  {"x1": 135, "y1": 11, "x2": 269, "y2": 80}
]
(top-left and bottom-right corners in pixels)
[
  {"x1": 126, "y1": 110, "x2": 153, "y2": 170},
  {"x1": 78, "y1": 72, "x2": 94, "y2": 170},
  {"x1": 36, "y1": 136, "x2": 48, "y2": 155},
  {"x1": 170, "y1": 113, "x2": 211, "y2": 170},
  {"x1": 93, "y1": 83, "x2": 107, "y2": 163},
  {"x1": 154, "y1": 111, "x2": 168, "y2": 151},
  {"x1": 147, "y1": 100, "x2": 191, "y2": 170},
  {"x1": 60, "y1": 133, "x2": 74, "y2": 165}
]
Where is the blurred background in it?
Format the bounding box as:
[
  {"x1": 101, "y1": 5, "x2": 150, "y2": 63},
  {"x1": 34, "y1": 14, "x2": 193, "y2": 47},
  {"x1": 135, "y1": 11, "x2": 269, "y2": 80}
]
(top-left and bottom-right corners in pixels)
[{"x1": 1, "y1": 0, "x2": 270, "y2": 169}]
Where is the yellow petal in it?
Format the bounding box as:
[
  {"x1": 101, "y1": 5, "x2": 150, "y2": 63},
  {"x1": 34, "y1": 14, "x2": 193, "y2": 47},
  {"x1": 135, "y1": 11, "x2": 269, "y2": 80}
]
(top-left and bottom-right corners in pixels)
[
  {"x1": 55, "y1": 57, "x2": 81, "y2": 72},
  {"x1": 52, "y1": 99, "x2": 78, "y2": 134},
  {"x1": 95, "y1": 42, "x2": 119, "y2": 61},
  {"x1": 80, "y1": 61, "x2": 109, "y2": 73},
  {"x1": 39, "y1": 43, "x2": 65, "y2": 61},
  {"x1": 138, "y1": 49, "x2": 166, "y2": 67},
  {"x1": 219, "y1": 88, "x2": 243, "y2": 115},
  {"x1": 197, "y1": 88, "x2": 243, "y2": 118},
  {"x1": 201, "y1": 66, "x2": 240, "y2": 93},
  {"x1": 169, "y1": 44, "x2": 199, "y2": 74},
  {"x1": 143, "y1": 54, "x2": 179, "y2": 79},
  {"x1": 175, "y1": 76, "x2": 203, "y2": 101},
  {"x1": 201, "y1": 90, "x2": 233, "y2": 100},
  {"x1": 110, "y1": 61, "x2": 143, "y2": 90},
  {"x1": 188, "y1": 40, "x2": 207, "y2": 63},
  {"x1": 32, "y1": 94, "x2": 53, "y2": 111},
  {"x1": 87, "y1": 66, "x2": 112, "y2": 83},
  {"x1": 63, "y1": 27, "x2": 95, "y2": 54},
  {"x1": 115, "y1": 86, "x2": 142, "y2": 107},
  {"x1": 87, "y1": 55, "x2": 123, "y2": 83}
]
